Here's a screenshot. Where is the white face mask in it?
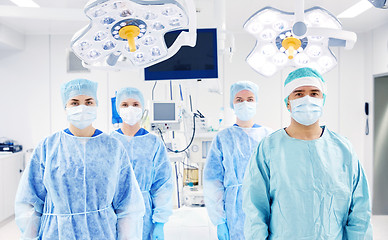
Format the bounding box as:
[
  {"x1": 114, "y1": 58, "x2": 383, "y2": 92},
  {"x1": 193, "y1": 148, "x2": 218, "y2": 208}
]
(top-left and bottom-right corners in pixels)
[
  {"x1": 290, "y1": 96, "x2": 323, "y2": 126},
  {"x1": 120, "y1": 106, "x2": 143, "y2": 126},
  {"x1": 66, "y1": 105, "x2": 97, "y2": 130},
  {"x1": 233, "y1": 101, "x2": 257, "y2": 121}
]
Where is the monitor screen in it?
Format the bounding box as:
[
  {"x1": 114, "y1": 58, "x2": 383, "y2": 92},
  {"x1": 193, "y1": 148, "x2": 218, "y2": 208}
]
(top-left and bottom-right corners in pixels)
[
  {"x1": 144, "y1": 28, "x2": 218, "y2": 81},
  {"x1": 153, "y1": 102, "x2": 176, "y2": 121}
]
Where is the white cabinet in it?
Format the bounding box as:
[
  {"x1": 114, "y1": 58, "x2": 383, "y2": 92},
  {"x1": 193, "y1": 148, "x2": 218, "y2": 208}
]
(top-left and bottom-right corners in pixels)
[{"x1": 0, "y1": 152, "x2": 23, "y2": 223}]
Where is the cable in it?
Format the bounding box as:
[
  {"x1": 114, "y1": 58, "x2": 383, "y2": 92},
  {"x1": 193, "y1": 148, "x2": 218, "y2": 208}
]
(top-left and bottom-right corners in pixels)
[
  {"x1": 196, "y1": 110, "x2": 205, "y2": 118},
  {"x1": 174, "y1": 162, "x2": 181, "y2": 208},
  {"x1": 179, "y1": 84, "x2": 183, "y2": 101},
  {"x1": 189, "y1": 95, "x2": 193, "y2": 112},
  {"x1": 158, "y1": 113, "x2": 198, "y2": 153},
  {"x1": 181, "y1": 160, "x2": 198, "y2": 169},
  {"x1": 181, "y1": 149, "x2": 198, "y2": 169},
  {"x1": 152, "y1": 81, "x2": 157, "y2": 100},
  {"x1": 183, "y1": 150, "x2": 189, "y2": 158},
  {"x1": 170, "y1": 80, "x2": 173, "y2": 100}
]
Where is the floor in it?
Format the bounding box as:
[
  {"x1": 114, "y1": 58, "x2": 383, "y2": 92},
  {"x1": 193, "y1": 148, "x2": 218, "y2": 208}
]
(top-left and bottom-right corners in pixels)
[
  {"x1": 372, "y1": 215, "x2": 388, "y2": 240},
  {"x1": 0, "y1": 207, "x2": 217, "y2": 240},
  {"x1": 1, "y1": 211, "x2": 387, "y2": 239}
]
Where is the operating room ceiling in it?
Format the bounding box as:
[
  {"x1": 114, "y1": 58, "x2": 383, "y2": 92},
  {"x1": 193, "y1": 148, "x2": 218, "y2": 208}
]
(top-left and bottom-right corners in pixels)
[{"x1": 0, "y1": 0, "x2": 387, "y2": 35}]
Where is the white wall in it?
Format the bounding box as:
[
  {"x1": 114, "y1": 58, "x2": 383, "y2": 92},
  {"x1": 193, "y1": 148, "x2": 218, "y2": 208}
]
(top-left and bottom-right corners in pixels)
[
  {"x1": 0, "y1": 35, "x2": 50, "y2": 149},
  {"x1": 364, "y1": 22, "x2": 388, "y2": 197}
]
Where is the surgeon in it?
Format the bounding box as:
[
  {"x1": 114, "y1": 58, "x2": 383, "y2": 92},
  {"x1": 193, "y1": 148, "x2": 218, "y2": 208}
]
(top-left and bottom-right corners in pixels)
[
  {"x1": 203, "y1": 81, "x2": 272, "y2": 240},
  {"x1": 15, "y1": 79, "x2": 145, "y2": 240},
  {"x1": 243, "y1": 67, "x2": 373, "y2": 239},
  {"x1": 111, "y1": 87, "x2": 173, "y2": 240}
]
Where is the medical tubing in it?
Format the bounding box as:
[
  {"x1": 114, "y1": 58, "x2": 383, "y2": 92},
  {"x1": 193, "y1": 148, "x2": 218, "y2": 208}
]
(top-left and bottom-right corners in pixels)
[
  {"x1": 179, "y1": 84, "x2": 183, "y2": 101},
  {"x1": 196, "y1": 110, "x2": 204, "y2": 118},
  {"x1": 170, "y1": 80, "x2": 173, "y2": 100},
  {"x1": 158, "y1": 114, "x2": 197, "y2": 153},
  {"x1": 174, "y1": 162, "x2": 180, "y2": 208},
  {"x1": 181, "y1": 159, "x2": 197, "y2": 169},
  {"x1": 189, "y1": 95, "x2": 193, "y2": 112},
  {"x1": 182, "y1": 150, "x2": 199, "y2": 168},
  {"x1": 152, "y1": 81, "x2": 157, "y2": 101}
]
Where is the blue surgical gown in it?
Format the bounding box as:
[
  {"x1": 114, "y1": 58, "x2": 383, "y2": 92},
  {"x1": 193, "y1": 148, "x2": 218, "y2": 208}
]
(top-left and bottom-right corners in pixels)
[
  {"x1": 111, "y1": 129, "x2": 173, "y2": 240},
  {"x1": 203, "y1": 124, "x2": 272, "y2": 240},
  {"x1": 15, "y1": 130, "x2": 145, "y2": 240},
  {"x1": 243, "y1": 127, "x2": 373, "y2": 239}
]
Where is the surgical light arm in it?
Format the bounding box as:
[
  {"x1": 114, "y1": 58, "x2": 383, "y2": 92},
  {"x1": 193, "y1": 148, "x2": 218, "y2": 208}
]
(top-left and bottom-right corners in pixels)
[
  {"x1": 307, "y1": 28, "x2": 357, "y2": 49},
  {"x1": 369, "y1": 0, "x2": 388, "y2": 8},
  {"x1": 291, "y1": 0, "x2": 357, "y2": 48}
]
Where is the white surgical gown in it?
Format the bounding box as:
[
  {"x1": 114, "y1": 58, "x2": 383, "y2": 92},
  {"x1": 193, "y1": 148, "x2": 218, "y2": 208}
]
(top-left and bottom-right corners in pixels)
[
  {"x1": 111, "y1": 129, "x2": 173, "y2": 240},
  {"x1": 243, "y1": 127, "x2": 373, "y2": 239},
  {"x1": 15, "y1": 130, "x2": 145, "y2": 240},
  {"x1": 203, "y1": 124, "x2": 272, "y2": 240}
]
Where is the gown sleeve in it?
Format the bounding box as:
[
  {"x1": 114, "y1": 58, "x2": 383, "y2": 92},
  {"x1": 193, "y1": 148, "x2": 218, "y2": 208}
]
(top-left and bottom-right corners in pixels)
[
  {"x1": 15, "y1": 141, "x2": 47, "y2": 240},
  {"x1": 149, "y1": 140, "x2": 173, "y2": 224},
  {"x1": 114, "y1": 149, "x2": 146, "y2": 240},
  {"x1": 344, "y1": 147, "x2": 373, "y2": 239},
  {"x1": 203, "y1": 135, "x2": 227, "y2": 226},
  {"x1": 242, "y1": 139, "x2": 271, "y2": 239}
]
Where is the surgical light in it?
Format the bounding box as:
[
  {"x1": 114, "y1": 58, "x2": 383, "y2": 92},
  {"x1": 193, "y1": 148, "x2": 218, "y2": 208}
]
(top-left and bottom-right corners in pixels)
[
  {"x1": 244, "y1": 0, "x2": 357, "y2": 77},
  {"x1": 71, "y1": 0, "x2": 197, "y2": 70}
]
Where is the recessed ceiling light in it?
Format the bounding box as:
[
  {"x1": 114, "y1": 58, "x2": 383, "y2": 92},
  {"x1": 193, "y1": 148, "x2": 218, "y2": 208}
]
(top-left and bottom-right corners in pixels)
[
  {"x1": 9, "y1": 0, "x2": 40, "y2": 8},
  {"x1": 337, "y1": 0, "x2": 373, "y2": 18}
]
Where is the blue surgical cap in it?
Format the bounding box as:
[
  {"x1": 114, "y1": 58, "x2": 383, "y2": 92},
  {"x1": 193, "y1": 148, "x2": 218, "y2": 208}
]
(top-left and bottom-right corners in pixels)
[
  {"x1": 116, "y1": 87, "x2": 145, "y2": 111},
  {"x1": 230, "y1": 81, "x2": 259, "y2": 109},
  {"x1": 283, "y1": 67, "x2": 327, "y2": 106},
  {"x1": 61, "y1": 79, "x2": 98, "y2": 108}
]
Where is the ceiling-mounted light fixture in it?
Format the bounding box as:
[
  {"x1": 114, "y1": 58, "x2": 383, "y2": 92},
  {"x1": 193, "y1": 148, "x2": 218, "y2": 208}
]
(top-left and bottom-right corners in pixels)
[
  {"x1": 71, "y1": 0, "x2": 196, "y2": 70},
  {"x1": 337, "y1": 0, "x2": 373, "y2": 18},
  {"x1": 244, "y1": 0, "x2": 357, "y2": 77}
]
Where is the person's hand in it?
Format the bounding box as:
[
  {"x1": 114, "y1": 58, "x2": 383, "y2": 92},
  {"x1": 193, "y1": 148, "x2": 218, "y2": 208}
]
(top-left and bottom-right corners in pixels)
[
  {"x1": 152, "y1": 222, "x2": 164, "y2": 240},
  {"x1": 217, "y1": 223, "x2": 230, "y2": 240}
]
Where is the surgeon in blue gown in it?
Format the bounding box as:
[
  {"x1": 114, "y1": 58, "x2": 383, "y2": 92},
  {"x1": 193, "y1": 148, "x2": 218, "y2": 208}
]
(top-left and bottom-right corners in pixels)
[
  {"x1": 111, "y1": 87, "x2": 173, "y2": 240},
  {"x1": 15, "y1": 79, "x2": 145, "y2": 240},
  {"x1": 203, "y1": 81, "x2": 272, "y2": 240},
  {"x1": 243, "y1": 67, "x2": 373, "y2": 239}
]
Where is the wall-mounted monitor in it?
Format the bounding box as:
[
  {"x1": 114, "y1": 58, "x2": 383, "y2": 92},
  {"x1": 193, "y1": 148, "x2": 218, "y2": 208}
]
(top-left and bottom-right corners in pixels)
[{"x1": 144, "y1": 28, "x2": 218, "y2": 81}]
